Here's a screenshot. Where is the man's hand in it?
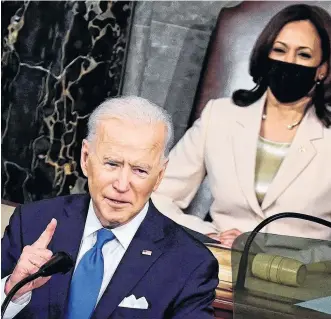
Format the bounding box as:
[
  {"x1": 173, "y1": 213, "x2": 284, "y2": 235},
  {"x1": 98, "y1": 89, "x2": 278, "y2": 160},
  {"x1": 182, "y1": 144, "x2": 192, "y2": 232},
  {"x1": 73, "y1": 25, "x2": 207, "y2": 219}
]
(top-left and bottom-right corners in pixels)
[
  {"x1": 207, "y1": 228, "x2": 242, "y2": 248},
  {"x1": 4, "y1": 219, "x2": 57, "y2": 300}
]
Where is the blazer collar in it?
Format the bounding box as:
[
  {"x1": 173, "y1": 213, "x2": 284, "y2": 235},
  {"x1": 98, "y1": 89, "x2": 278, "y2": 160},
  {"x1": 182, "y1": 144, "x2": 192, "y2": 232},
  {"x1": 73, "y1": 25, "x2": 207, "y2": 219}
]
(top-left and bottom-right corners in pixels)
[
  {"x1": 48, "y1": 194, "x2": 90, "y2": 318},
  {"x1": 134, "y1": 200, "x2": 166, "y2": 242},
  {"x1": 235, "y1": 93, "x2": 266, "y2": 129},
  {"x1": 232, "y1": 96, "x2": 266, "y2": 217},
  {"x1": 262, "y1": 106, "x2": 324, "y2": 210},
  {"x1": 294, "y1": 105, "x2": 324, "y2": 141},
  {"x1": 232, "y1": 95, "x2": 325, "y2": 214}
]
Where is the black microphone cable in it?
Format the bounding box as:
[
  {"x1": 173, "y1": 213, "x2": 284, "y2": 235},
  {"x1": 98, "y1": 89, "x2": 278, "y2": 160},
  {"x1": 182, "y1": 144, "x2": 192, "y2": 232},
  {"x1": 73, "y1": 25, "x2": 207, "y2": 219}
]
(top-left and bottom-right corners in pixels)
[{"x1": 1, "y1": 252, "x2": 74, "y2": 318}]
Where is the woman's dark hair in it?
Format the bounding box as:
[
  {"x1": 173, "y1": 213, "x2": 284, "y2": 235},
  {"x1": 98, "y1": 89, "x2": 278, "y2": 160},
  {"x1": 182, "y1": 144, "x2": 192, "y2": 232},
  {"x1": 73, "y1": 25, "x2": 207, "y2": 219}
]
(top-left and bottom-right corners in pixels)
[{"x1": 232, "y1": 4, "x2": 331, "y2": 127}]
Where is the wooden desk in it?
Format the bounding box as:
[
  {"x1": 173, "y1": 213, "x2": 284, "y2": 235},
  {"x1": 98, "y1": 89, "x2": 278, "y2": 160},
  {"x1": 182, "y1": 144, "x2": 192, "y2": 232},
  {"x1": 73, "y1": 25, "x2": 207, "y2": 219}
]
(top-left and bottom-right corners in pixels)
[
  {"x1": 205, "y1": 244, "x2": 234, "y2": 318},
  {"x1": 213, "y1": 289, "x2": 233, "y2": 319},
  {"x1": 213, "y1": 288, "x2": 331, "y2": 319}
]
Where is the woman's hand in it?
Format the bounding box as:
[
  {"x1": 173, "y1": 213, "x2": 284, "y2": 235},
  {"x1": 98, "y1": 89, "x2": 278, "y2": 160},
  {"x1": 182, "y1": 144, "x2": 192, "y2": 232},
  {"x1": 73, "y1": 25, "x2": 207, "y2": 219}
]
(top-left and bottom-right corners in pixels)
[
  {"x1": 207, "y1": 228, "x2": 242, "y2": 248},
  {"x1": 219, "y1": 228, "x2": 242, "y2": 248}
]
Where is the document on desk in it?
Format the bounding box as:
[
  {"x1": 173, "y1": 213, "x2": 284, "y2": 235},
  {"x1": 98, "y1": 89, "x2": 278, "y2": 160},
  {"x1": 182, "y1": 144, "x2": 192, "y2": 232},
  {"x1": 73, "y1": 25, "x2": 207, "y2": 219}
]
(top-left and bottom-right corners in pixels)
[{"x1": 296, "y1": 296, "x2": 331, "y2": 315}]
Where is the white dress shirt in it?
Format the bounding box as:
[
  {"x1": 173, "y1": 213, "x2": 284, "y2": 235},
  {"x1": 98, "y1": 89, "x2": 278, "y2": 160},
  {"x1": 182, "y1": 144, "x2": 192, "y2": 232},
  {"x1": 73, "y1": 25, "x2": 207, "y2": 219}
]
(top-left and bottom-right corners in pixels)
[{"x1": 1, "y1": 200, "x2": 148, "y2": 319}]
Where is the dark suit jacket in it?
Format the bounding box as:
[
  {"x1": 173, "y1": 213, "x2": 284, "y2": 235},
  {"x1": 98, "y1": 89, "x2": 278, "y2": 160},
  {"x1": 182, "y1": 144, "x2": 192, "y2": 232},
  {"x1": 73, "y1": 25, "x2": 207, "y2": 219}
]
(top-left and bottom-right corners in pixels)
[{"x1": 2, "y1": 194, "x2": 219, "y2": 319}]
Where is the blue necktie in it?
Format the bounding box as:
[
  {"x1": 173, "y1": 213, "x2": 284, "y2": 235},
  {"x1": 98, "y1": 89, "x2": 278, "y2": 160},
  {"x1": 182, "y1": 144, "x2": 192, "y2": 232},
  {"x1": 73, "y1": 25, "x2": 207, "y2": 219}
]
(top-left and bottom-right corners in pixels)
[{"x1": 66, "y1": 228, "x2": 115, "y2": 319}]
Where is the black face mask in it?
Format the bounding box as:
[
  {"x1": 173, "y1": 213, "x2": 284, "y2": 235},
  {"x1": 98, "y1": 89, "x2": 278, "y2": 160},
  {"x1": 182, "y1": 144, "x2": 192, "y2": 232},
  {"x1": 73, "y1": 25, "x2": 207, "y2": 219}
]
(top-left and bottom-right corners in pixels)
[{"x1": 267, "y1": 58, "x2": 318, "y2": 103}]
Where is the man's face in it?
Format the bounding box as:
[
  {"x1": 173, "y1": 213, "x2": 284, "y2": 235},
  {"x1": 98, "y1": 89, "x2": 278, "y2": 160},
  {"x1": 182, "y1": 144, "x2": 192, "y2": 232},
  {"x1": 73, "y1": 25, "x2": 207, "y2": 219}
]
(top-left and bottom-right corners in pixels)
[{"x1": 81, "y1": 117, "x2": 167, "y2": 227}]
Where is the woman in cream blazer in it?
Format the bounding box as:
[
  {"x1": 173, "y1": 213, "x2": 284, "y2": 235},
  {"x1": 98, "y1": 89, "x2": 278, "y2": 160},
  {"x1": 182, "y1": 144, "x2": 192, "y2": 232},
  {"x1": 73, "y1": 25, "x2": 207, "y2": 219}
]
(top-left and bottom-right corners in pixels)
[
  {"x1": 152, "y1": 96, "x2": 331, "y2": 240},
  {"x1": 152, "y1": 4, "x2": 331, "y2": 245}
]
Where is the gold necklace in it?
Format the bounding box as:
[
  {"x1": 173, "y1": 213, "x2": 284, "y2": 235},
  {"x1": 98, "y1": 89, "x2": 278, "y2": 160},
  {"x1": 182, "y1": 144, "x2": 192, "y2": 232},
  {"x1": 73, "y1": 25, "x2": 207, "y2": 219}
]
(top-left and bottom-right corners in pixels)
[{"x1": 262, "y1": 113, "x2": 302, "y2": 130}]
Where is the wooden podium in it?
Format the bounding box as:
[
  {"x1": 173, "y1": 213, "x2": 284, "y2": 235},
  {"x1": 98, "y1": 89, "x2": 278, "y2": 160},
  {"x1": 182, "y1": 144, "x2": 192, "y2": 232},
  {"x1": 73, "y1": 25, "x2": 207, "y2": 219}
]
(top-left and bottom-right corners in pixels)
[
  {"x1": 206, "y1": 244, "x2": 234, "y2": 318},
  {"x1": 213, "y1": 289, "x2": 233, "y2": 319}
]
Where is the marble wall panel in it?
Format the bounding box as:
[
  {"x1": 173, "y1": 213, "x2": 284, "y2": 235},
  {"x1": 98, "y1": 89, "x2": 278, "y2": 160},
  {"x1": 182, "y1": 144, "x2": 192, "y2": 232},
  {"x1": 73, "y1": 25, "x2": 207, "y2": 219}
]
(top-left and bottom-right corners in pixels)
[
  {"x1": 140, "y1": 21, "x2": 211, "y2": 143},
  {"x1": 151, "y1": 1, "x2": 224, "y2": 32},
  {"x1": 132, "y1": 1, "x2": 153, "y2": 27},
  {"x1": 122, "y1": 25, "x2": 150, "y2": 96},
  {"x1": 2, "y1": 1, "x2": 135, "y2": 203},
  {"x1": 140, "y1": 21, "x2": 192, "y2": 109}
]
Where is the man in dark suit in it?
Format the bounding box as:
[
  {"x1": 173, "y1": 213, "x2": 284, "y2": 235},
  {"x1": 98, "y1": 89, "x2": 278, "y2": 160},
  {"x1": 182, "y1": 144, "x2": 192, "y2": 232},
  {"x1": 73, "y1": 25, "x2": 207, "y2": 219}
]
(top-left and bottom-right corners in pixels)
[{"x1": 1, "y1": 96, "x2": 219, "y2": 319}]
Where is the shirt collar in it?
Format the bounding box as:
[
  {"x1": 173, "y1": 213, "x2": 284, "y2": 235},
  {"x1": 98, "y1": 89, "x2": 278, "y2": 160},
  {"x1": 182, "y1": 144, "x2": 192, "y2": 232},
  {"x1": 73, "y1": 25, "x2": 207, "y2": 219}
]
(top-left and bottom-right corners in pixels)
[{"x1": 83, "y1": 200, "x2": 149, "y2": 249}]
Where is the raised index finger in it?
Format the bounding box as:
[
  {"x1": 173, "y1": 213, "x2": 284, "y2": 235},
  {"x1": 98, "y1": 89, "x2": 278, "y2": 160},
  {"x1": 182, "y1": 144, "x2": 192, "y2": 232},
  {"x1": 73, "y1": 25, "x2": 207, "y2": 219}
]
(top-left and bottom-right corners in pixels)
[{"x1": 32, "y1": 218, "x2": 57, "y2": 248}]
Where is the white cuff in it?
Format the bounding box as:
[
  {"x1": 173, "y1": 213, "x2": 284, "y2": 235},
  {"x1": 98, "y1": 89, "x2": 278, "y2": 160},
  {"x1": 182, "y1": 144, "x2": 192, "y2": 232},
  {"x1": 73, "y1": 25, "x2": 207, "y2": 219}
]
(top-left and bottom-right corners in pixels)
[{"x1": 1, "y1": 275, "x2": 32, "y2": 319}]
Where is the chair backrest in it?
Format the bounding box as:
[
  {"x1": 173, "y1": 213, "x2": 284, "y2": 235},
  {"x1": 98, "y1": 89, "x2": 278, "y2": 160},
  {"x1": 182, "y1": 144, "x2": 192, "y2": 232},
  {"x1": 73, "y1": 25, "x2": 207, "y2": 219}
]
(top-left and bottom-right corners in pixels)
[{"x1": 190, "y1": 0, "x2": 331, "y2": 123}]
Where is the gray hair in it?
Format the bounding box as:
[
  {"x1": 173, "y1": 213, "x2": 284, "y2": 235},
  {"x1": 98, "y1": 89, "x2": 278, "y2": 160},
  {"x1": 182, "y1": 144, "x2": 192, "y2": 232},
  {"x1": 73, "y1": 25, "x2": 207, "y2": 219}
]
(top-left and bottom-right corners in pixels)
[{"x1": 86, "y1": 96, "x2": 174, "y2": 158}]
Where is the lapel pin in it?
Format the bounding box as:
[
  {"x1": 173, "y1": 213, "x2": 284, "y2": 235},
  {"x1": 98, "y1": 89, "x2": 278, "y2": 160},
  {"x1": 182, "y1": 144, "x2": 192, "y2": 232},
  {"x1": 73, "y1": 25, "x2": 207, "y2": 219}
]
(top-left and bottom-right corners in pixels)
[{"x1": 142, "y1": 250, "x2": 152, "y2": 256}]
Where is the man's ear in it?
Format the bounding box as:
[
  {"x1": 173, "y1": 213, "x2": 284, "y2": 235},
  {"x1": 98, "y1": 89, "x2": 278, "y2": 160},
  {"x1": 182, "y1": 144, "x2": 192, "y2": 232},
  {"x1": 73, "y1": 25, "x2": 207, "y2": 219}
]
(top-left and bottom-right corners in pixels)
[
  {"x1": 80, "y1": 139, "x2": 89, "y2": 177},
  {"x1": 153, "y1": 159, "x2": 169, "y2": 192}
]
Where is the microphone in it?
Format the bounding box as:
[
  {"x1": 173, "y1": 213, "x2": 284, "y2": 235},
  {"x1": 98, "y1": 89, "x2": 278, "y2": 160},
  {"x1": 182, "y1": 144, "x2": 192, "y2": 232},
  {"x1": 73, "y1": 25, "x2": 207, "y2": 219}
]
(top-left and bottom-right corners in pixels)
[
  {"x1": 235, "y1": 212, "x2": 331, "y2": 290},
  {"x1": 1, "y1": 252, "x2": 74, "y2": 318}
]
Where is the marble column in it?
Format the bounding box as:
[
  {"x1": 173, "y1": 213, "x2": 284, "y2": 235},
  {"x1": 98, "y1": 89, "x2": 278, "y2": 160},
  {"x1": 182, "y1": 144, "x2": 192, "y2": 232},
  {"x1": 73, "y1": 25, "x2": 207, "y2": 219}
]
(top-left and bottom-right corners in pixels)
[{"x1": 2, "y1": 1, "x2": 135, "y2": 203}]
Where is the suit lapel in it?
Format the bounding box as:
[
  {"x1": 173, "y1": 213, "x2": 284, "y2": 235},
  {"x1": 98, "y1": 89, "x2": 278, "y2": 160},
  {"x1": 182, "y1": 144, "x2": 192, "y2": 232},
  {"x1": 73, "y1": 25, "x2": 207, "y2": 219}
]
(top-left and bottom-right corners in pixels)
[
  {"x1": 92, "y1": 201, "x2": 165, "y2": 319},
  {"x1": 48, "y1": 194, "x2": 90, "y2": 318},
  {"x1": 232, "y1": 97, "x2": 266, "y2": 217},
  {"x1": 262, "y1": 108, "x2": 323, "y2": 210}
]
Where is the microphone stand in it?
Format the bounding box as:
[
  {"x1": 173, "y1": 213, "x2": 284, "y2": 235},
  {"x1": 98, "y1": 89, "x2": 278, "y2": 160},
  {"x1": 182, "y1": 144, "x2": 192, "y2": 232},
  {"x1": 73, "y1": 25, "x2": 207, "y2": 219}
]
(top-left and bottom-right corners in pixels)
[
  {"x1": 235, "y1": 212, "x2": 331, "y2": 290},
  {"x1": 1, "y1": 272, "x2": 40, "y2": 318},
  {"x1": 1, "y1": 252, "x2": 73, "y2": 318}
]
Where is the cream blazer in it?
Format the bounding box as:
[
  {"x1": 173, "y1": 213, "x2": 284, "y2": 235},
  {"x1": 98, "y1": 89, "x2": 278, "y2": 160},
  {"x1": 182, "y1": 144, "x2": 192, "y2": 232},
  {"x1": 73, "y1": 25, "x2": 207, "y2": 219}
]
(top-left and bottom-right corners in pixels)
[{"x1": 152, "y1": 97, "x2": 331, "y2": 240}]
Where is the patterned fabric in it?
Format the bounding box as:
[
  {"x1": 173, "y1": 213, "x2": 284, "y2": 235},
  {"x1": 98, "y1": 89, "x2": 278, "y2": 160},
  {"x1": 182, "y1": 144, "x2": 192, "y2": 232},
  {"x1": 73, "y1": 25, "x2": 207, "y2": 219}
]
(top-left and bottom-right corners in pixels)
[{"x1": 255, "y1": 136, "x2": 291, "y2": 204}]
